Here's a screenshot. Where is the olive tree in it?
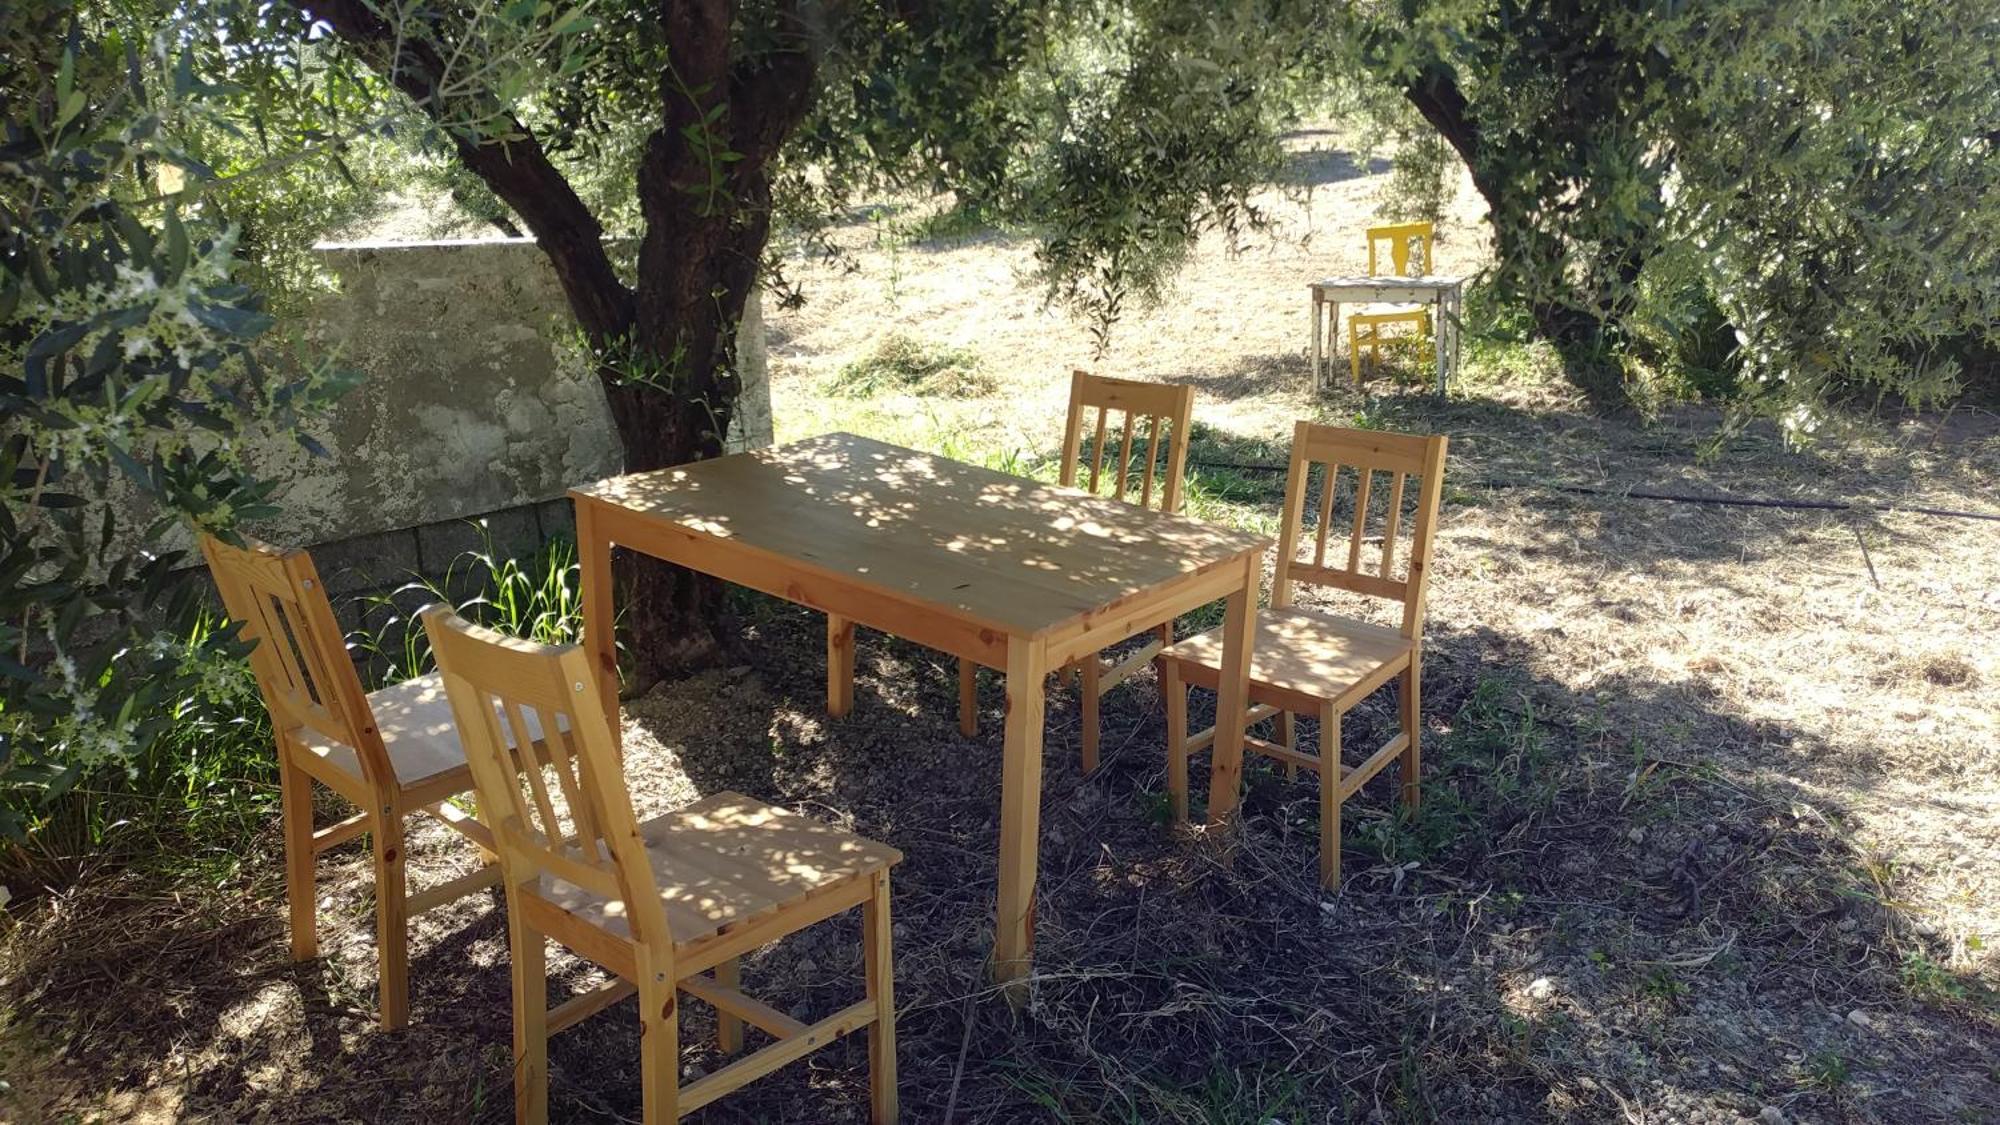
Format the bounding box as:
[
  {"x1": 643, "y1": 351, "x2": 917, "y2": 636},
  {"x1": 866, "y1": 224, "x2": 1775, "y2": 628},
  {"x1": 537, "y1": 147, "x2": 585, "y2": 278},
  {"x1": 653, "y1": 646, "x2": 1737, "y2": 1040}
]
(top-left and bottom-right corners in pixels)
[
  {"x1": 1349, "y1": 0, "x2": 2000, "y2": 422},
  {"x1": 288, "y1": 0, "x2": 1323, "y2": 681},
  {"x1": 1, "y1": 3, "x2": 354, "y2": 827}
]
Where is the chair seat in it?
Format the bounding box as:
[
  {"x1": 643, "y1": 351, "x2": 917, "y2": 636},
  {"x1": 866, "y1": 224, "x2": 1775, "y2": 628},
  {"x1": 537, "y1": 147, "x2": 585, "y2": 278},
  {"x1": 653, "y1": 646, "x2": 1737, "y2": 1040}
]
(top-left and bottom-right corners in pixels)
[
  {"x1": 299, "y1": 671, "x2": 562, "y2": 800},
  {"x1": 1352, "y1": 308, "x2": 1432, "y2": 331},
  {"x1": 542, "y1": 791, "x2": 903, "y2": 948},
  {"x1": 1160, "y1": 606, "x2": 1416, "y2": 712},
  {"x1": 299, "y1": 672, "x2": 470, "y2": 792}
]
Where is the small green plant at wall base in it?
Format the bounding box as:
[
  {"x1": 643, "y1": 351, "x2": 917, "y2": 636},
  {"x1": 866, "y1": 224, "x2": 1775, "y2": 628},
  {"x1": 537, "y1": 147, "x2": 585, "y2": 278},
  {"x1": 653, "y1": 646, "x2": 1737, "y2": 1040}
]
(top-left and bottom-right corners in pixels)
[
  {"x1": 1640, "y1": 965, "x2": 1687, "y2": 1003},
  {"x1": 1899, "y1": 950, "x2": 1975, "y2": 1006},
  {"x1": 1806, "y1": 1048, "x2": 1850, "y2": 1091},
  {"x1": 350, "y1": 527, "x2": 592, "y2": 687}
]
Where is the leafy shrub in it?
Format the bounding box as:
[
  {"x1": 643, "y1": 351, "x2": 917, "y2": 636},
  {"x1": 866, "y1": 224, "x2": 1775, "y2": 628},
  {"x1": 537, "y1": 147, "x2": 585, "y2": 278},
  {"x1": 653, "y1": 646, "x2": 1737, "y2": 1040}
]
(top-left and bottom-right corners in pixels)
[
  {"x1": 826, "y1": 333, "x2": 996, "y2": 398},
  {"x1": 2, "y1": 528, "x2": 588, "y2": 886},
  {"x1": 902, "y1": 195, "x2": 1005, "y2": 246},
  {"x1": 0, "y1": 609, "x2": 275, "y2": 884},
  {"x1": 1376, "y1": 113, "x2": 1456, "y2": 233},
  {"x1": 1636, "y1": 267, "x2": 1743, "y2": 402},
  {"x1": 1, "y1": 9, "x2": 352, "y2": 838}
]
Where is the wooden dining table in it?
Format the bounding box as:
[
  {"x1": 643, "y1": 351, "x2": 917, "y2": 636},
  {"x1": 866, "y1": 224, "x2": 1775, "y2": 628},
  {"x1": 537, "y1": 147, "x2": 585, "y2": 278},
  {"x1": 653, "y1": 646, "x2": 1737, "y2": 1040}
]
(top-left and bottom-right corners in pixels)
[{"x1": 569, "y1": 432, "x2": 1270, "y2": 993}]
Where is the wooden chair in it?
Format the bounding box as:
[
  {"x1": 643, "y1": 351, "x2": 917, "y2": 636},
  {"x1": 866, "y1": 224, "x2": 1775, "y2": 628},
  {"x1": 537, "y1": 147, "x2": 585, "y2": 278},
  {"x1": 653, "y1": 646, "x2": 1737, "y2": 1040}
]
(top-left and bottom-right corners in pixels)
[
  {"x1": 954, "y1": 369, "x2": 1196, "y2": 773},
  {"x1": 200, "y1": 534, "x2": 502, "y2": 1030},
  {"x1": 1367, "y1": 220, "x2": 1435, "y2": 277},
  {"x1": 1351, "y1": 221, "x2": 1437, "y2": 382},
  {"x1": 1155, "y1": 422, "x2": 1448, "y2": 889},
  {"x1": 422, "y1": 605, "x2": 900, "y2": 1124}
]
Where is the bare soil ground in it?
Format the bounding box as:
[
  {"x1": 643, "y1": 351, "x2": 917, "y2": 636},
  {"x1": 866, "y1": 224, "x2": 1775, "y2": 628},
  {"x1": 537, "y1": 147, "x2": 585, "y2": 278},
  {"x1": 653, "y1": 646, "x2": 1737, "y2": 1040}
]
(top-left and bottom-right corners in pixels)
[{"x1": 3, "y1": 137, "x2": 1997, "y2": 1124}]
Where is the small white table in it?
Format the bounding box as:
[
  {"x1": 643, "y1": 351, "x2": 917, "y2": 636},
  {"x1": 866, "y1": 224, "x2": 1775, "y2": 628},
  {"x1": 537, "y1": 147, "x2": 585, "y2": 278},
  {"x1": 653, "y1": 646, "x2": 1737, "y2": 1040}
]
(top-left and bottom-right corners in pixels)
[{"x1": 1310, "y1": 275, "x2": 1466, "y2": 395}]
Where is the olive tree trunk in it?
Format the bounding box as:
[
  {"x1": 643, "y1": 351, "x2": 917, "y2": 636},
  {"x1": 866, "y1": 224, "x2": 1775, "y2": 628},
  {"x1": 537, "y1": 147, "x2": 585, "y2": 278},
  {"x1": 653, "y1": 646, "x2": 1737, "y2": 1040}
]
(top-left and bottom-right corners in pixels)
[
  {"x1": 303, "y1": 0, "x2": 817, "y2": 686},
  {"x1": 1405, "y1": 64, "x2": 1641, "y2": 410}
]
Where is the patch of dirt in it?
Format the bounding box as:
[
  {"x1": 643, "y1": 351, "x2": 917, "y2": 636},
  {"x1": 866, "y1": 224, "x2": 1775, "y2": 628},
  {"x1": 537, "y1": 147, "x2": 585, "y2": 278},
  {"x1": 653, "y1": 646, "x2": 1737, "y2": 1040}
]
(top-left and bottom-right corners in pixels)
[{"x1": 4, "y1": 132, "x2": 1997, "y2": 1123}]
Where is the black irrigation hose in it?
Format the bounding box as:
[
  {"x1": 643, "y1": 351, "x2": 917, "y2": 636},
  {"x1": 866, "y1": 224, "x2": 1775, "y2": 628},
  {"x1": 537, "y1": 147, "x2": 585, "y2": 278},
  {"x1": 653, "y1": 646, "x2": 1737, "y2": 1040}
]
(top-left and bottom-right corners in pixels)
[{"x1": 1185, "y1": 459, "x2": 2000, "y2": 523}]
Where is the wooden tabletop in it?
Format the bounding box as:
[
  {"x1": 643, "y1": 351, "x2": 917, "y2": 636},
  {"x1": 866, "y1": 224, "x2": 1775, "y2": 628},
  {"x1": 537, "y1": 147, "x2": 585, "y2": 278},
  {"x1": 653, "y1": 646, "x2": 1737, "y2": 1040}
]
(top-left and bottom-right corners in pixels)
[
  {"x1": 1313, "y1": 274, "x2": 1464, "y2": 289},
  {"x1": 571, "y1": 432, "x2": 1269, "y2": 640}
]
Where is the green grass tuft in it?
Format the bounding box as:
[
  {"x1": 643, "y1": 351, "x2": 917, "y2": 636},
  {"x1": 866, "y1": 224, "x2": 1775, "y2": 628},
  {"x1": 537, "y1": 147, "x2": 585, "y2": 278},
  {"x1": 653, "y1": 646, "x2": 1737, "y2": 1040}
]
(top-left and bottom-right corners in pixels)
[
  {"x1": 826, "y1": 333, "x2": 996, "y2": 399},
  {"x1": 351, "y1": 526, "x2": 589, "y2": 686}
]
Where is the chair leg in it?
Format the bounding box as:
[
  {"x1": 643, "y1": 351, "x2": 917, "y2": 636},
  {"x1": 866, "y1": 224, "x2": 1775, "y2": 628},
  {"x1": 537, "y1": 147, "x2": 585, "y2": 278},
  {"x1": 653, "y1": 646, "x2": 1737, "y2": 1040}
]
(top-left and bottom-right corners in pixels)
[
  {"x1": 827, "y1": 614, "x2": 855, "y2": 718},
  {"x1": 372, "y1": 810, "x2": 410, "y2": 1030},
  {"x1": 1053, "y1": 661, "x2": 1078, "y2": 691},
  {"x1": 637, "y1": 963, "x2": 680, "y2": 1125},
  {"x1": 1318, "y1": 704, "x2": 1342, "y2": 892},
  {"x1": 1349, "y1": 324, "x2": 1363, "y2": 383},
  {"x1": 1163, "y1": 659, "x2": 1188, "y2": 824},
  {"x1": 278, "y1": 742, "x2": 318, "y2": 961},
  {"x1": 864, "y1": 870, "x2": 898, "y2": 1124},
  {"x1": 1400, "y1": 652, "x2": 1422, "y2": 813},
  {"x1": 957, "y1": 658, "x2": 978, "y2": 737},
  {"x1": 510, "y1": 905, "x2": 550, "y2": 1125},
  {"x1": 1274, "y1": 711, "x2": 1297, "y2": 782},
  {"x1": 1078, "y1": 657, "x2": 1101, "y2": 775},
  {"x1": 714, "y1": 956, "x2": 744, "y2": 1056}
]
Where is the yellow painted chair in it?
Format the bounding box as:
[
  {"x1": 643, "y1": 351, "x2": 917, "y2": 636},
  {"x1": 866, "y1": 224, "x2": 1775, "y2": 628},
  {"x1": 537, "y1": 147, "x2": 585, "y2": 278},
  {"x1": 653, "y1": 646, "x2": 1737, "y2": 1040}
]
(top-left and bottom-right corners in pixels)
[{"x1": 1350, "y1": 221, "x2": 1437, "y2": 382}]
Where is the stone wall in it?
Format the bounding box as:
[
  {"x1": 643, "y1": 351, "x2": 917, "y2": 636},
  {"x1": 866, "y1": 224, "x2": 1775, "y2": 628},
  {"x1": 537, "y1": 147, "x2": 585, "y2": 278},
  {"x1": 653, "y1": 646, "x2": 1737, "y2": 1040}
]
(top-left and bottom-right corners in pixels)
[{"x1": 245, "y1": 238, "x2": 771, "y2": 602}]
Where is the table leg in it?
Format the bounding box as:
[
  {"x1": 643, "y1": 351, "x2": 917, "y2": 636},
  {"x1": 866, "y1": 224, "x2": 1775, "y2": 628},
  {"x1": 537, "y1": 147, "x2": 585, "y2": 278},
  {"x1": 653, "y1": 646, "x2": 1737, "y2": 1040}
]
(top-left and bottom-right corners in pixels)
[
  {"x1": 1448, "y1": 286, "x2": 1463, "y2": 396},
  {"x1": 1328, "y1": 301, "x2": 1341, "y2": 390},
  {"x1": 1205, "y1": 554, "x2": 1259, "y2": 825},
  {"x1": 1310, "y1": 290, "x2": 1323, "y2": 390},
  {"x1": 575, "y1": 498, "x2": 620, "y2": 740},
  {"x1": 1434, "y1": 294, "x2": 1448, "y2": 397},
  {"x1": 826, "y1": 614, "x2": 855, "y2": 717},
  {"x1": 992, "y1": 634, "x2": 1047, "y2": 1000}
]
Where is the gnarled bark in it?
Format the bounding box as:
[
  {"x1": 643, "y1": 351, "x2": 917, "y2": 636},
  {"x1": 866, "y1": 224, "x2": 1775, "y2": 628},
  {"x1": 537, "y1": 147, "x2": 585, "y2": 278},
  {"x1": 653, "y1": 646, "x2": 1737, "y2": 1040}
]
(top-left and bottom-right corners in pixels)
[
  {"x1": 299, "y1": 0, "x2": 821, "y2": 685},
  {"x1": 1404, "y1": 62, "x2": 1637, "y2": 410}
]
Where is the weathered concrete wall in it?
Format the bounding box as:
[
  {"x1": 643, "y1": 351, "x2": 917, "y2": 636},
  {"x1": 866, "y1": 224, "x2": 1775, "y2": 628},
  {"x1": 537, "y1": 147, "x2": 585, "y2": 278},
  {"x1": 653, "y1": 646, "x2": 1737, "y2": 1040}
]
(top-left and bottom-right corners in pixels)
[{"x1": 243, "y1": 237, "x2": 771, "y2": 597}]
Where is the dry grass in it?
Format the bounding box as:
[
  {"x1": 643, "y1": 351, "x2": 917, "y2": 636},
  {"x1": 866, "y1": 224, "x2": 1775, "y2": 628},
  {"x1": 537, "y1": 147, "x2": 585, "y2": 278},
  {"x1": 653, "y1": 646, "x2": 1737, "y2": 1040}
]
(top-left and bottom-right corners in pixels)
[{"x1": 4, "y1": 134, "x2": 1998, "y2": 1123}]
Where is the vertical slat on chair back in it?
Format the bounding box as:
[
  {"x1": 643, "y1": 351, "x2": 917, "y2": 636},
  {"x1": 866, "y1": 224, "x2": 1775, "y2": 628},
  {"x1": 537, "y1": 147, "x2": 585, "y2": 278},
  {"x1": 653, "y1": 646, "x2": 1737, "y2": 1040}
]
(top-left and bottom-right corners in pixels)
[
  {"x1": 422, "y1": 606, "x2": 674, "y2": 959},
  {"x1": 1365, "y1": 221, "x2": 1435, "y2": 277},
  {"x1": 1270, "y1": 421, "x2": 1449, "y2": 638},
  {"x1": 1057, "y1": 369, "x2": 1196, "y2": 513},
  {"x1": 200, "y1": 534, "x2": 395, "y2": 788}
]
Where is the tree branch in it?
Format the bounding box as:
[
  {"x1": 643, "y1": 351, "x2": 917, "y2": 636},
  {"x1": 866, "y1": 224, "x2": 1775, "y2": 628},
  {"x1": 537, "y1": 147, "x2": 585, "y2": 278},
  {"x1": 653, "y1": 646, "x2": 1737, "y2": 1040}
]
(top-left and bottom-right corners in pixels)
[
  {"x1": 291, "y1": 0, "x2": 634, "y2": 343},
  {"x1": 1403, "y1": 62, "x2": 1480, "y2": 173},
  {"x1": 728, "y1": 21, "x2": 820, "y2": 177}
]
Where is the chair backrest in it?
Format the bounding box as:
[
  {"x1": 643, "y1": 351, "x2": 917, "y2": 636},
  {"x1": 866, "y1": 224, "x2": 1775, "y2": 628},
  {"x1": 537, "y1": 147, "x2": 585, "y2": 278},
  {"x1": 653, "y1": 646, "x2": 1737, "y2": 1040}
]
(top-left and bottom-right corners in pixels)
[
  {"x1": 200, "y1": 534, "x2": 394, "y2": 788},
  {"x1": 1366, "y1": 221, "x2": 1435, "y2": 277},
  {"x1": 1271, "y1": 421, "x2": 1449, "y2": 639},
  {"x1": 421, "y1": 606, "x2": 673, "y2": 960},
  {"x1": 1058, "y1": 369, "x2": 1196, "y2": 513}
]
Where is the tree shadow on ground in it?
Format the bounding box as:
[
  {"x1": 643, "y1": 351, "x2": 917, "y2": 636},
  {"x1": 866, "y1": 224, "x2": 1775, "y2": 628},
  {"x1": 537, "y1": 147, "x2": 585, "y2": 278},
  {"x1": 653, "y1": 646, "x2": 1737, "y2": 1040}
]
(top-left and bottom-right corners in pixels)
[
  {"x1": 5, "y1": 399, "x2": 1996, "y2": 1123},
  {"x1": 5, "y1": 583, "x2": 1994, "y2": 1123},
  {"x1": 1280, "y1": 147, "x2": 1393, "y2": 189},
  {"x1": 1179, "y1": 354, "x2": 1998, "y2": 570},
  {"x1": 651, "y1": 594, "x2": 1996, "y2": 1122},
  {"x1": 1173, "y1": 350, "x2": 1318, "y2": 404}
]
